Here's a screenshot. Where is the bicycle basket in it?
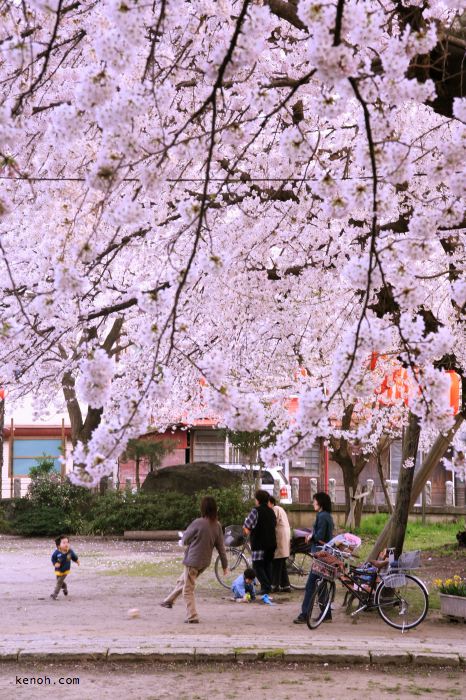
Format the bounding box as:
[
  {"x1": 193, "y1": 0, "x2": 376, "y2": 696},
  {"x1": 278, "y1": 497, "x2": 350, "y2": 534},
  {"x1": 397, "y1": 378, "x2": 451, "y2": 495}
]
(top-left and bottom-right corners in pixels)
[
  {"x1": 398, "y1": 550, "x2": 421, "y2": 570},
  {"x1": 311, "y1": 558, "x2": 338, "y2": 581},
  {"x1": 382, "y1": 572, "x2": 407, "y2": 588},
  {"x1": 224, "y1": 525, "x2": 245, "y2": 547}
]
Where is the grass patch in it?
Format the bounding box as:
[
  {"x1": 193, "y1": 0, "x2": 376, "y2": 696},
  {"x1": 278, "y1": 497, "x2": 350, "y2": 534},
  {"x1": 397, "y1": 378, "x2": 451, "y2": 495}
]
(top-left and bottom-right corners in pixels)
[
  {"x1": 355, "y1": 516, "x2": 465, "y2": 559},
  {"x1": 263, "y1": 649, "x2": 285, "y2": 659},
  {"x1": 407, "y1": 685, "x2": 433, "y2": 696},
  {"x1": 429, "y1": 588, "x2": 440, "y2": 610},
  {"x1": 100, "y1": 559, "x2": 182, "y2": 577}
]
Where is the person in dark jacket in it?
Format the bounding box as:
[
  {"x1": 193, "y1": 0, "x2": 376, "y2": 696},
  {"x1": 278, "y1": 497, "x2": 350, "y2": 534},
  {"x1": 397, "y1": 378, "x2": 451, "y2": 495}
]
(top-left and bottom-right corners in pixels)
[
  {"x1": 50, "y1": 535, "x2": 80, "y2": 600},
  {"x1": 243, "y1": 489, "x2": 277, "y2": 595},
  {"x1": 293, "y1": 492, "x2": 334, "y2": 624},
  {"x1": 160, "y1": 496, "x2": 228, "y2": 623}
]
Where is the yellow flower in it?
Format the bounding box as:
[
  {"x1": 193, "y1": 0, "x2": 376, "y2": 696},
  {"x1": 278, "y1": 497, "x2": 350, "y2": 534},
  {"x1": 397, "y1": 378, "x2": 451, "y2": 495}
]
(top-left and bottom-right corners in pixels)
[
  {"x1": 453, "y1": 575, "x2": 461, "y2": 581},
  {"x1": 433, "y1": 579, "x2": 442, "y2": 587},
  {"x1": 445, "y1": 579, "x2": 453, "y2": 586}
]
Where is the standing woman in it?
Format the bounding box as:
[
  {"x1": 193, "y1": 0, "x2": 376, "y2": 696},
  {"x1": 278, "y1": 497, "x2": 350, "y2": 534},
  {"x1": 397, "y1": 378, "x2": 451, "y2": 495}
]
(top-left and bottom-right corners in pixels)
[
  {"x1": 293, "y1": 492, "x2": 334, "y2": 624},
  {"x1": 243, "y1": 489, "x2": 277, "y2": 595},
  {"x1": 268, "y1": 495, "x2": 291, "y2": 593},
  {"x1": 160, "y1": 496, "x2": 228, "y2": 623}
]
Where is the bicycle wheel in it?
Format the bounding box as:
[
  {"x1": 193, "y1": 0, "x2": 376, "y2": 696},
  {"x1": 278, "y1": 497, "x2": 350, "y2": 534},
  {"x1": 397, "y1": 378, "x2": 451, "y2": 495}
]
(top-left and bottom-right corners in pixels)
[
  {"x1": 306, "y1": 579, "x2": 335, "y2": 630},
  {"x1": 287, "y1": 551, "x2": 312, "y2": 590},
  {"x1": 214, "y1": 548, "x2": 249, "y2": 589},
  {"x1": 375, "y1": 574, "x2": 429, "y2": 630}
]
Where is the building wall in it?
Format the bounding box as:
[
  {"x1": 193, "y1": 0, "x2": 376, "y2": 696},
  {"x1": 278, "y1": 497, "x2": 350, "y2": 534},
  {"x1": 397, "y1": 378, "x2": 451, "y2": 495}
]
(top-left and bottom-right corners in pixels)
[
  {"x1": 117, "y1": 430, "x2": 188, "y2": 489},
  {"x1": 327, "y1": 446, "x2": 453, "y2": 508},
  {"x1": 1, "y1": 425, "x2": 72, "y2": 499}
]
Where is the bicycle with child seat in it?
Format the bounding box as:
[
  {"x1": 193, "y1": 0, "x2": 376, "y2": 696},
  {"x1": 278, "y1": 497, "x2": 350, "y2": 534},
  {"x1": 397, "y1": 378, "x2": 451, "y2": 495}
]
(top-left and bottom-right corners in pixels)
[
  {"x1": 306, "y1": 546, "x2": 429, "y2": 632},
  {"x1": 214, "y1": 525, "x2": 313, "y2": 590}
]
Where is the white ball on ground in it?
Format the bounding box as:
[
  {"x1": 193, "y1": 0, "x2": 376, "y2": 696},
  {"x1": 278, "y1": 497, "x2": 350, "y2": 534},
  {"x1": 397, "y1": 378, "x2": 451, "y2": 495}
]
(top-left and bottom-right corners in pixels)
[{"x1": 127, "y1": 608, "x2": 140, "y2": 619}]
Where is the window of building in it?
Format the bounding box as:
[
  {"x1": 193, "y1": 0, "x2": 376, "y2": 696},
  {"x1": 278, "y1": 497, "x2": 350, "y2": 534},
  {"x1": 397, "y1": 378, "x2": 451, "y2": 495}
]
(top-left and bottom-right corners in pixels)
[
  {"x1": 192, "y1": 431, "x2": 226, "y2": 463},
  {"x1": 12, "y1": 438, "x2": 62, "y2": 476},
  {"x1": 226, "y1": 439, "x2": 258, "y2": 464},
  {"x1": 389, "y1": 440, "x2": 422, "y2": 481},
  {"x1": 290, "y1": 443, "x2": 320, "y2": 475},
  {"x1": 389, "y1": 439, "x2": 424, "y2": 506}
]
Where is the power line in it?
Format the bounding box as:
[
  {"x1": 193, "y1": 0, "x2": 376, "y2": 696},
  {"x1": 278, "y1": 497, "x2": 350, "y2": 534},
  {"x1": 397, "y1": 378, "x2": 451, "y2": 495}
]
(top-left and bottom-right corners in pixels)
[{"x1": 0, "y1": 173, "x2": 438, "y2": 183}]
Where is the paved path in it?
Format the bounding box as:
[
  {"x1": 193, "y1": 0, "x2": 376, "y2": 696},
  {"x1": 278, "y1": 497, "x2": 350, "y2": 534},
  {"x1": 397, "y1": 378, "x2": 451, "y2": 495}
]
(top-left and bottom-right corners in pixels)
[
  {"x1": 1, "y1": 535, "x2": 465, "y2": 667},
  {"x1": 1, "y1": 632, "x2": 465, "y2": 666}
]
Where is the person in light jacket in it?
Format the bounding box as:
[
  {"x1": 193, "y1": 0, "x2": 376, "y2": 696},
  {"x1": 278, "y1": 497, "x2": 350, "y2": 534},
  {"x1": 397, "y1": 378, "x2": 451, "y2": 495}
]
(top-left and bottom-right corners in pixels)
[
  {"x1": 268, "y1": 495, "x2": 291, "y2": 593},
  {"x1": 160, "y1": 496, "x2": 228, "y2": 623}
]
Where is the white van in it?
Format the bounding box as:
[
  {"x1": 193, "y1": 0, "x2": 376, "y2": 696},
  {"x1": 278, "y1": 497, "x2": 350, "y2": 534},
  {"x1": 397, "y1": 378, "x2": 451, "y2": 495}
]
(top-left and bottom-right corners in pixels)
[{"x1": 218, "y1": 463, "x2": 292, "y2": 504}]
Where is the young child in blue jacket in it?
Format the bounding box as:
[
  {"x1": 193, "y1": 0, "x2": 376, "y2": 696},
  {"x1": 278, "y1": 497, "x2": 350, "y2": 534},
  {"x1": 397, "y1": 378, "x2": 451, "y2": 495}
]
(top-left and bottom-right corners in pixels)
[
  {"x1": 231, "y1": 568, "x2": 257, "y2": 601},
  {"x1": 50, "y1": 535, "x2": 80, "y2": 599}
]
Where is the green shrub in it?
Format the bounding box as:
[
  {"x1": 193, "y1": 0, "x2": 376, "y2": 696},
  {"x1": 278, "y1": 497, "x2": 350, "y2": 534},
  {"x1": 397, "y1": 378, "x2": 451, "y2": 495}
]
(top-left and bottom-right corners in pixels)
[
  {"x1": 78, "y1": 491, "x2": 198, "y2": 535},
  {"x1": 0, "y1": 507, "x2": 12, "y2": 534},
  {"x1": 5, "y1": 456, "x2": 95, "y2": 536},
  {"x1": 13, "y1": 504, "x2": 73, "y2": 537},
  {"x1": 198, "y1": 486, "x2": 251, "y2": 526},
  {"x1": 27, "y1": 470, "x2": 93, "y2": 513},
  {"x1": 79, "y1": 485, "x2": 249, "y2": 535},
  {"x1": 5, "y1": 476, "x2": 249, "y2": 537}
]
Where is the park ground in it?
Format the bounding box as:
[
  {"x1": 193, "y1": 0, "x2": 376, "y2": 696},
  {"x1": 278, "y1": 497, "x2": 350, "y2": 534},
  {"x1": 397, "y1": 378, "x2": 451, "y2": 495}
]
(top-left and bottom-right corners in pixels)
[
  {"x1": 0, "y1": 524, "x2": 465, "y2": 699},
  {"x1": 0, "y1": 662, "x2": 465, "y2": 700}
]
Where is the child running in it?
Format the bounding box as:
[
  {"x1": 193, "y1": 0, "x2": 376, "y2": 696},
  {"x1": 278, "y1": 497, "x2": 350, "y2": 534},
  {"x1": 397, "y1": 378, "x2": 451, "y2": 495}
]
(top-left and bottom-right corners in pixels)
[
  {"x1": 231, "y1": 568, "x2": 257, "y2": 602},
  {"x1": 50, "y1": 535, "x2": 80, "y2": 600}
]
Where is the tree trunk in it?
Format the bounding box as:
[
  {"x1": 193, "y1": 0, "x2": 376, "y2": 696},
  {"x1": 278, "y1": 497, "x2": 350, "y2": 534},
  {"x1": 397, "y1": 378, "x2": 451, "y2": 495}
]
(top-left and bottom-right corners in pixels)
[
  {"x1": 341, "y1": 463, "x2": 364, "y2": 528},
  {"x1": 62, "y1": 318, "x2": 123, "y2": 447},
  {"x1": 368, "y1": 413, "x2": 465, "y2": 559},
  {"x1": 62, "y1": 371, "x2": 83, "y2": 446},
  {"x1": 389, "y1": 412, "x2": 421, "y2": 559},
  {"x1": 377, "y1": 452, "x2": 393, "y2": 514}
]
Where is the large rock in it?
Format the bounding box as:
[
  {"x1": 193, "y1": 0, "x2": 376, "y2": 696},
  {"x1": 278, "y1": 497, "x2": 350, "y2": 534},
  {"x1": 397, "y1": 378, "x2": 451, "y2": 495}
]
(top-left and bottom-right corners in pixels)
[{"x1": 141, "y1": 462, "x2": 241, "y2": 495}]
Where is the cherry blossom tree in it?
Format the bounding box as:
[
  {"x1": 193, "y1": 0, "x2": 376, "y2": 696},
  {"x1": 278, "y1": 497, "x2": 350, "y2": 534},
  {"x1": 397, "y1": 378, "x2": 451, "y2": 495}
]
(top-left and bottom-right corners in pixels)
[{"x1": 0, "y1": 0, "x2": 464, "y2": 487}]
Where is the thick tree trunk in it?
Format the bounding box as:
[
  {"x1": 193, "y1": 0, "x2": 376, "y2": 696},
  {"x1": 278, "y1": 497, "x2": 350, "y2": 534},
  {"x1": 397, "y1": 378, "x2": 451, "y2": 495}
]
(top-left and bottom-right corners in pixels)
[
  {"x1": 77, "y1": 407, "x2": 104, "y2": 445},
  {"x1": 62, "y1": 371, "x2": 83, "y2": 446},
  {"x1": 389, "y1": 412, "x2": 421, "y2": 559},
  {"x1": 62, "y1": 318, "x2": 123, "y2": 447},
  {"x1": 368, "y1": 413, "x2": 465, "y2": 559},
  {"x1": 329, "y1": 403, "x2": 367, "y2": 525},
  {"x1": 341, "y1": 464, "x2": 364, "y2": 528}
]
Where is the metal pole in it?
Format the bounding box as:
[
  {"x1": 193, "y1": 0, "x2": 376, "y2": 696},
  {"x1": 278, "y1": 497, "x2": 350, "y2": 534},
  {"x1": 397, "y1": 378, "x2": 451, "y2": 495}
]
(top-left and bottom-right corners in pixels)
[
  {"x1": 324, "y1": 443, "x2": 329, "y2": 493},
  {"x1": 0, "y1": 393, "x2": 4, "y2": 499}
]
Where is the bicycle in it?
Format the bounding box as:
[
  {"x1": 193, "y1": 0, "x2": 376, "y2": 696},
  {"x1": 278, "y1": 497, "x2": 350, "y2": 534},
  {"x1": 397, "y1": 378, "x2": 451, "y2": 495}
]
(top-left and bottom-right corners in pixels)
[
  {"x1": 306, "y1": 546, "x2": 429, "y2": 632},
  {"x1": 214, "y1": 525, "x2": 313, "y2": 590},
  {"x1": 214, "y1": 536, "x2": 252, "y2": 589},
  {"x1": 286, "y1": 535, "x2": 313, "y2": 590}
]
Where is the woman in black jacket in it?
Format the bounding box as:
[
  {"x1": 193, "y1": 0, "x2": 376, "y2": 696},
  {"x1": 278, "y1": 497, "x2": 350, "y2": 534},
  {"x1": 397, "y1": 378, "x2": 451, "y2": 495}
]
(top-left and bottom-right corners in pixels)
[
  {"x1": 293, "y1": 492, "x2": 334, "y2": 624},
  {"x1": 243, "y1": 489, "x2": 277, "y2": 595}
]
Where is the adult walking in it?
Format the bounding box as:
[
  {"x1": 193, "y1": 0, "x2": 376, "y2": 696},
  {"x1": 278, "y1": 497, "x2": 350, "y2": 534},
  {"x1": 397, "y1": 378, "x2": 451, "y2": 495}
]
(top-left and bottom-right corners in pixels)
[
  {"x1": 160, "y1": 495, "x2": 227, "y2": 623},
  {"x1": 243, "y1": 489, "x2": 277, "y2": 595},
  {"x1": 293, "y1": 492, "x2": 334, "y2": 624},
  {"x1": 268, "y1": 495, "x2": 291, "y2": 593}
]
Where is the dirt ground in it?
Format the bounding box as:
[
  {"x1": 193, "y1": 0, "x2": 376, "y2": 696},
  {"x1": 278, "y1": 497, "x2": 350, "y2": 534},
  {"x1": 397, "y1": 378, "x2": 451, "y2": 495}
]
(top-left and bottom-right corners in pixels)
[
  {"x1": 0, "y1": 662, "x2": 465, "y2": 700},
  {"x1": 0, "y1": 535, "x2": 465, "y2": 647}
]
